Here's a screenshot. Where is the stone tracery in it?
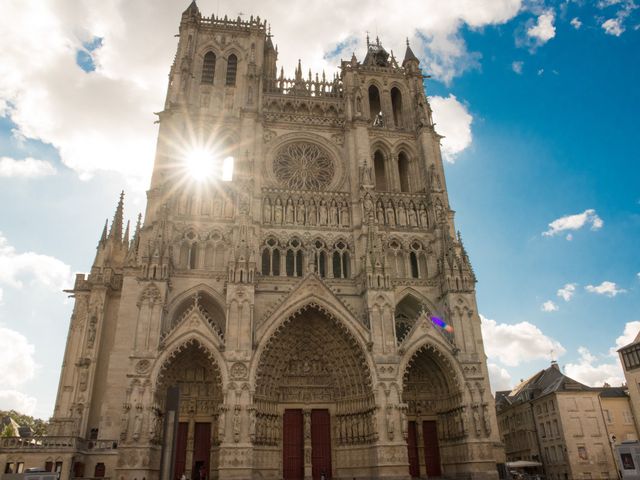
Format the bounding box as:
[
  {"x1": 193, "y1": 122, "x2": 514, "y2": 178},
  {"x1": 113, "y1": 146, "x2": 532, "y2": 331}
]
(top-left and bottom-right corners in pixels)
[{"x1": 273, "y1": 142, "x2": 335, "y2": 191}]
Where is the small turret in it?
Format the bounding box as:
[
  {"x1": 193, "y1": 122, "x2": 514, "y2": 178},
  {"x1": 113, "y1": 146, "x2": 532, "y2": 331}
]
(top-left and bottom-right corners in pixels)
[
  {"x1": 108, "y1": 191, "x2": 125, "y2": 243},
  {"x1": 182, "y1": 0, "x2": 200, "y2": 19},
  {"x1": 403, "y1": 38, "x2": 420, "y2": 70}
]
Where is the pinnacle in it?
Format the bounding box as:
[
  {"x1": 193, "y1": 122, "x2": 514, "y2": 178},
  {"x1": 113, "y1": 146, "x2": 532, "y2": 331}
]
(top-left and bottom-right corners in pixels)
[{"x1": 108, "y1": 190, "x2": 125, "y2": 242}]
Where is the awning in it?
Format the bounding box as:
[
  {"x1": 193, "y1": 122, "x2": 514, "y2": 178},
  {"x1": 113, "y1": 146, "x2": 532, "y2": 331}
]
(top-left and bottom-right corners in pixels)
[{"x1": 506, "y1": 460, "x2": 543, "y2": 468}]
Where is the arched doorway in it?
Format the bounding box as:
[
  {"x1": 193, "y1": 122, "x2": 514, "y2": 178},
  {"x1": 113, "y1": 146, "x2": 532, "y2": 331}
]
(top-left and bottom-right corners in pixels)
[
  {"x1": 403, "y1": 345, "x2": 463, "y2": 479},
  {"x1": 156, "y1": 340, "x2": 223, "y2": 480},
  {"x1": 254, "y1": 305, "x2": 375, "y2": 480}
]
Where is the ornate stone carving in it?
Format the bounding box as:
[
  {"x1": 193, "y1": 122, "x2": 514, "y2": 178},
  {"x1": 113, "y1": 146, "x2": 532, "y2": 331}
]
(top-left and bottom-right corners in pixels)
[
  {"x1": 230, "y1": 362, "x2": 248, "y2": 380},
  {"x1": 273, "y1": 142, "x2": 335, "y2": 190}
]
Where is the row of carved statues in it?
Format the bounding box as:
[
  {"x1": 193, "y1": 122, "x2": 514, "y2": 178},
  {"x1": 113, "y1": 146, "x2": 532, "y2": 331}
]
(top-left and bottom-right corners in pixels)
[{"x1": 263, "y1": 195, "x2": 350, "y2": 227}]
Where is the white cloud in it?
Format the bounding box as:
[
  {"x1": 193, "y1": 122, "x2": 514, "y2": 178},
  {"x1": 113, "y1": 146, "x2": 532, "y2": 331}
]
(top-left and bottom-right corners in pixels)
[
  {"x1": 585, "y1": 281, "x2": 626, "y2": 297},
  {"x1": 0, "y1": 0, "x2": 524, "y2": 186},
  {"x1": 512, "y1": 61, "x2": 524, "y2": 74},
  {"x1": 0, "y1": 390, "x2": 37, "y2": 416},
  {"x1": 611, "y1": 321, "x2": 640, "y2": 353},
  {"x1": 0, "y1": 157, "x2": 56, "y2": 178},
  {"x1": 557, "y1": 283, "x2": 577, "y2": 302},
  {"x1": 0, "y1": 231, "x2": 73, "y2": 291},
  {"x1": 480, "y1": 314, "x2": 566, "y2": 367},
  {"x1": 488, "y1": 363, "x2": 513, "y2": 392},
  {"x1": 541, "y1": 300, "x2": 558, "y2": 312},
  {"x1": 565, "y1": 346, "x2": 624, "y2": 387},
  {"x1": 602, "y1": 18, "x2": 625, "y2": 35},
  {"x1": 571, "y1": 17, "x2": 583, "y2": 29},
  {"x1": 429, "y1": 94, "x2": 473, "y2": 162},
  {"x1": 527, "y1": 10, "x2": 556, "y2": 44},
  {"x1": 0, "y1": 326, "x2": 37, "y2": 388},
  {"x1": 542, "y1": 209, "x2": 603, "y2": 238}
]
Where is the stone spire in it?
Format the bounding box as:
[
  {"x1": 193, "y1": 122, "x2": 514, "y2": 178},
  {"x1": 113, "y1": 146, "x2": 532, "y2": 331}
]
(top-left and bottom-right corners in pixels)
[
  {"x1": 182, "y1": 0, "x2": 200, "y2": 18},
  {"x1": 108, "y1": 191, "x2": 125, "y2": 242},
  {"x1": 403, "y1": 38, "x2": 419, "y2": 65}
]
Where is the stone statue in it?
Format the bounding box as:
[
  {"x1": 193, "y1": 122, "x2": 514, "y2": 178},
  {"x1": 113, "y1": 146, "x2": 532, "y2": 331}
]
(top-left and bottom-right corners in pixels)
[
  {"x1": 360, "y1": 161, "x2": 373, "y2": 186},
  {"x1": 319, "y1": 200, "x2": 328, "y2": 225},
  {"x1": 218, "y1": 407, "x2": 226, "y2": 440},
  {"x1": 87, "y1": 316, "x2": 97, "y2": 348},
  {"x1": 274, "y1": 198, "x2": 283, "y2": 224},
  {"x1": 339, "y1": 201, "x2": 349, "y2": 226},
  {"x1": 386, "y1": 200, "x2": 396, "y2": 226},
  {"x1": 133, "y1": 413, "x2": 143, "y2": 441},
  {"x1": 285, "y1": 198, "x2": 294, "y2": 224},
  {"x1": 482, "y1": 405, "x2": 491, "y2": 435},
  {"x1": 120, "y1": 408, "x2": 130, "y2": 441},
  {"x1": 296, "y1": 198, "x2": 305, "y2": 224},
  {"x1": 329, "y1": 200, "x2": 338, "y2": 226},
  {"x1": 473, "y1": 406, "x2": 481, "y2": 436},
  {"x1": 419, "y1": 204, "x2": 428, "y2": 226},
  {"x1": 376, "y1": 201, "x2": 385, "y2": 224},
  {"x1": 262, "y1": 199, "x2": 271, "y2": 223},
  {"x1": 408, "y1": 204, "x2": 418, "y2": 226},
  {"x1": 397, "y1": 202, "x2": 407, "y2": 226},
  {"x1": 249, "y1": 409, "x2": 256, "y2": 441},
  {"x1": 385, "y1": 406, "x2": 395, "y2": 441},
  {"x1": 308, "y1": 200, "x2": 317, "y2": 225}
]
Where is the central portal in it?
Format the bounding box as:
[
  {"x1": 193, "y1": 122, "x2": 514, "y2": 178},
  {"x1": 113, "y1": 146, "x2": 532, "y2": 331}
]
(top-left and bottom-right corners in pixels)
[
  {"x1": 254, "y1": 305, "x2": 375, "y2": 478},
  {"x1": 282, "y1": 409, "x2": 332, "y2": 480}
]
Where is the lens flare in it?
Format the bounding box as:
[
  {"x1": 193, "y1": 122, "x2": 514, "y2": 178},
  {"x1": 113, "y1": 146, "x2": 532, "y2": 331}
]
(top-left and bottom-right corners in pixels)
[{"x1": 185, "y1": 148, "x2": 215, "y2": 180}]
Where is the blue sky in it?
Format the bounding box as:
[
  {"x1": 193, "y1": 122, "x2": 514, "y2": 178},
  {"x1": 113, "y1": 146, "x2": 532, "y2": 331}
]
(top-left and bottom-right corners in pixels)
[{"x1": 0, "y1": 0, "x2": 638, "y2": 418}]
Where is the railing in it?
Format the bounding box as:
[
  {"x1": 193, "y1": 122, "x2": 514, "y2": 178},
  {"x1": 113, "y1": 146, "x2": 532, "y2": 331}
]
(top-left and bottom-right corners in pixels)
[
  {"x1": 264, "y1": 78, "x2": 342, "y2": 98},
  {"x1": 0, "y1": 437, "x2": 118, "y2": 452}
]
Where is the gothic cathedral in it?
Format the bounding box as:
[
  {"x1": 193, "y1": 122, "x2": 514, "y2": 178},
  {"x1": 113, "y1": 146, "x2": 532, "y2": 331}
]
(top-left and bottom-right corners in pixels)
[{"x1": 0, "y1": 3, "x2": 504, "y2": 480}]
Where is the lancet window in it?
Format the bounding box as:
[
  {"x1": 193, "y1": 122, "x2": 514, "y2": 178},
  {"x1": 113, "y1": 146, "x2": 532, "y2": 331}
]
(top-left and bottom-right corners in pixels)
[
  {"x1": 226, "y1": 54, "x2": 237, "y2": 86},
  {"x1": 409, "y1": 241, "x2": 428, "y2": 279},
  {"x1": 368, "y1": 84, "x2": 382, "y2": 123},
  {"x1": 373, "y1": 150, "x2": 387, "y2": 191},
  {"x1": 312, "y1": 239, "x2": 327, "y2": 278},
  {"x1": 201, "y1": 51, "x2": 216, "y2": 84},
  {"x1": 285, "y1": 238, "x2": 304, "y2": 277},
  {"x1": 261, "y1": 238, "x2": 280, "y2": 276},
  {"x1": 332, "y1": 240, "x2": 350, "y2": 279},
  {"x1": 391, "y1": 87, "x2": 403, "y2": 128},
  {"x1": 386, "y1": 240, "x2": 406, "y2": 278},
  {"x1": 398, "y1": 151, "x2": 410, "y2": 192}
]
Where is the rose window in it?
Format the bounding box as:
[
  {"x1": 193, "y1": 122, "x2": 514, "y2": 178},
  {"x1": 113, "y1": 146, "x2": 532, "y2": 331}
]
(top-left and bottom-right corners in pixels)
[{"x1": 273, "y1": 142, "x2": 335, "y2": 190}]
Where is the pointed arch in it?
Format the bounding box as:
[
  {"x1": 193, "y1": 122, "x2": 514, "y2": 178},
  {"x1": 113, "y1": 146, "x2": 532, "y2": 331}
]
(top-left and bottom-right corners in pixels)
[
  {"x1": 201, "y1": 51, "x2": 216, "y2": 84},
  {"x1": 225, "y1": 53, "x2": 237, "y2": 86}
]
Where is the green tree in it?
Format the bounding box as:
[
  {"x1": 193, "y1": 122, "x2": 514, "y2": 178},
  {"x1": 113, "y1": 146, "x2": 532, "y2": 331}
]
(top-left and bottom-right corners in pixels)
[{"x1": 0, "y1": 410, "x2": 49, "y2": 436}]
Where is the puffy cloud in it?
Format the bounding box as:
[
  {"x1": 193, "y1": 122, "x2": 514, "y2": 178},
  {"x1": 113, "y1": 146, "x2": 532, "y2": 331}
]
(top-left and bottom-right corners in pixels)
[
  {"x1": 611, "y1": 321, "x2": 640, "y2": 353},
  {"x1": 0, "y1": 157, "x2": 56, "y2": 178},
  {"x1": 602, "y1": 18, "x2": 625, "y2": 35},
  {"x1": 542, "y1": 209, "x2": 603, "y2": 238},
  {"x1": 0, "y1": 0, "x2": 524, "y2": 186},
  {"x1": 527, "y1": 10, "x2": 556, "y2": 45},
  {"x1": 480, "y1": 314, "x2": 565, "y2": 367},
  {"x1": 557, "y1": 283, "x2": 577, "y2": 302},
  {"x1": 0, "y1": 390, "x2": 37, "y2": 416},
  {"x1": 565, "y1": 346, "x2": 624, "y2": 387},
  {"x1": 571, "y1": 17, "x2": 583, "y2": 29},
  {"x1": 0, "y1": 231, "x2": 73, "y2": 291},
  {"x1": 541, "y1": 300, "x2": 558, "y2": 312},
  {"x1": 0, "y1": 326, "x2": 37, "y2": 388},
  {"x1": 512, "y1": 61, "x2": 524, "y2": 74},
  {"x1": 585, "y1": 281, "x2": 626, "y2": 297},
  {"x1": 429, "y1": 95, "x2": 473, "y2": 162},
  {"x1": 488, "y1": 363, "x2": 513, "y2": 392}
]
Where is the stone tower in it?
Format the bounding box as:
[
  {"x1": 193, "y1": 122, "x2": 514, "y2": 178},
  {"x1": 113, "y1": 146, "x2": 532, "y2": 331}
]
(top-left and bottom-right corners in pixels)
[{"x1": 0, "y1": 3, "x2": 504, "y2": 480}]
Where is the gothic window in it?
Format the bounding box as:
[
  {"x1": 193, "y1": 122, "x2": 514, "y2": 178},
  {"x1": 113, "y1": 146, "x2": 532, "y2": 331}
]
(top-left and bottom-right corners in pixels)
[
  {"x1": 332, "y1": 241, "x2": 350, "y2": 279},
  {"x1": 189, "y1": 242, "x2": 198, "y2": 269},
  {"x1": 202, "y1": 51, "x2": 216, "y2": 84},
  {"x1": 368, "y1": 84, "x2": 381, "y2": 120},
  {"x1": 395, "y1": 294, "x2": 423, "y2": 344},
  {"x1": 391, "y1": 87, "x2": 403, "y2": 127},
  {"x1": 226, "y1": 54, "x2": 237, "y2": 86},
  {"x1": 398, "y1": 152, "x2": 410, "y2": 192},
  {"x1": 261, "y1": 238, "x2": 281, "y2": 276},
  {"x1": 410, "y1": 251, "x2": 419, "y2": 278},
  {"x1": 410, "y1": 241, "x2": 428, "y2": 279},
  {"x1": 285, "y1": 238, "x2": 304, "y2": 277},
  {"x1": 313, "y1": 239, "x2": 327, "y2": 278},
  {"x1": 273, "y1": 142, "x2": 335, "y2": 190},
  {"x1": 94, "y1": 463, "x2": 105, "y2": 478},
  {"x1": 373, "y1": 150, "x2": 387, "y2": 191},
  {"x1": 386, "y1": 240, "x2": 405, "y2": 277}
]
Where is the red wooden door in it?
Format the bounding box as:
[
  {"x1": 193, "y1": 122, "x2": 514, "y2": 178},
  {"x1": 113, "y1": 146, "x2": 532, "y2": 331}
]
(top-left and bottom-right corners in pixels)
[
  {"x1": 283, "y1": 409, "x2": 304, "y2": 480},
  {"x1": 193, "y1": 422, "x2": 211, "y2": 480},
  {"x1": 422, "y1": 420, "x2": 441, "y2": 477},
  {"x1": 311, "y1": 409, "x2": 332, "y2": 479},
  {"x1": 174, "y1": 422, "x2": 188, "y2": 480},
  {"x1": 407, "y1": 421, "x2": 420, "y2": 478}
]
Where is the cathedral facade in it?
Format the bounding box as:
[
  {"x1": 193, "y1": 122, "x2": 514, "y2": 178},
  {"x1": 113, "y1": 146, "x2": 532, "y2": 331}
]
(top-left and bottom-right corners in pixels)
[{"x1": 0, "y1": 3, "x2": 504, "y2": 480}]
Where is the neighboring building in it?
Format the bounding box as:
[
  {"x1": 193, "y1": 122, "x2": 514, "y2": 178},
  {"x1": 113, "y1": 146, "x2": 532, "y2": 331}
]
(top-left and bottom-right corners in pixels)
[
  {"x1": 619, "y1": 330, "x2": 640, "y2": 437},
  {"x1": 0, "y1": 2, "x2": 505, "y2": 479},
  {"x1": 598, "y1": 386, "x2": 638, "y2": 446},
  {"x1": 496, "y1": 362, "x2": 620, "y2": 480}
]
